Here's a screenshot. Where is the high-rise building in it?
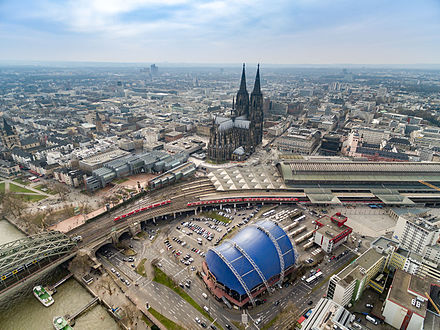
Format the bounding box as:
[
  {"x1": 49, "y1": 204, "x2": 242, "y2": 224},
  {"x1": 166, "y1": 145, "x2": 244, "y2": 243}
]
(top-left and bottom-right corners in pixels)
[
  {"x1": 327, "y1": 248, "x2": 387, "y2": 306},
  {"x1": 150, "y1": 64, "x2": 159, "y2": 76},
  {"x1": 393, "y1": 213, "x2": 440, "y2": 267}
]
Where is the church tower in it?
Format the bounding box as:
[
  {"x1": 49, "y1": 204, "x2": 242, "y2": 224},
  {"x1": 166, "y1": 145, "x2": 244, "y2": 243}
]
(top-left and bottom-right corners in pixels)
[
  {"x1": 235, "y1": 64, "x2": 249, "y2": 117},
  {"x1": 249, "y1": 64, "x2": 264, "y2": 145},
  {"x1": 1, "y1": 118, "x2": 21, "y2": 150},
  {"x1": 95, "y1": 112, "x2": 103, "y2": 133}
]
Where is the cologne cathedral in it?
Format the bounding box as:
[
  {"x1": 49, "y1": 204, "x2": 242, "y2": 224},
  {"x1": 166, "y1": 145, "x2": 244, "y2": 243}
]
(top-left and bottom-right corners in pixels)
[{"x1": 207, "y1": 64, "x2": 263, "y2": 162}]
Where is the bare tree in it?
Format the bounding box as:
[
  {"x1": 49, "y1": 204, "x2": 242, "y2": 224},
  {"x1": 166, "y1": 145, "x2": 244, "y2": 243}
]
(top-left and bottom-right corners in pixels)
[
  {"x1": 123, "y1": 303, "x2": 139, "y2": 328},
  {"x1": 96, "y1": 276, "x2": 114, "y2": 296},
  {"x1": 2, "y1": 192, "x2": 26, "y2": 217},
  {"x1": 68, "y1": 252, "x2": 91, "y2": 274},
  {"x1": 51, "y1": 182, "x2": 70, "y2": 201}
]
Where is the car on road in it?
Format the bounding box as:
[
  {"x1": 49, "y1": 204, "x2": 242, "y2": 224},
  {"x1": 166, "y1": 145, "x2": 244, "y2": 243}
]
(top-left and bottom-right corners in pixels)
[
  {"x1": 274, "y1": 300, "x2": 280, "y2": 306},
  {"x1": 110, "y1": 268, "x2": 116, "y2": 273},
  {"x1": 308, "y1": 300, "x2": 313, "y2": 305},
  {"x1": 255, "y1": 317, "x2": 262, "y2": 325},
  {"x1": 225, "y1": 325, "x2": 232, "y2": 329},
  {"x1": 115, "y1": 272, "x2": 120, "y2": 277}
]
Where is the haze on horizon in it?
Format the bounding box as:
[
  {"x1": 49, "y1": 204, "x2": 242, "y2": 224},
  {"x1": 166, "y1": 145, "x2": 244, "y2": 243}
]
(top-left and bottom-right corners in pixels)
[{"x1": 0, "y1": 0, "x2": 439, "y2": 65}]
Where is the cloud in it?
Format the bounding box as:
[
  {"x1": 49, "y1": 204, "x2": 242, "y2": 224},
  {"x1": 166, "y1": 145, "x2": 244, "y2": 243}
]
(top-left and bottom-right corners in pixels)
[{"x1": 0, "y1": 0, "x2": 439, "y2": 63}]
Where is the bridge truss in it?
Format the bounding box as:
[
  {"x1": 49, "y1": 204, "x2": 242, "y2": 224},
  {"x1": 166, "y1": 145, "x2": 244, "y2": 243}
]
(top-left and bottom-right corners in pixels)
[{"x1": 0, "y1": 231, "x2": 76, "y2": 278}]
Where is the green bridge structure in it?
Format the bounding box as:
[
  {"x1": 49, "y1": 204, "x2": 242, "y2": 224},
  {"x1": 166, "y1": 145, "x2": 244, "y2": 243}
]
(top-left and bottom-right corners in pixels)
[{"x1": 0, "y1": 231, "x2": 77, "y2": 295}]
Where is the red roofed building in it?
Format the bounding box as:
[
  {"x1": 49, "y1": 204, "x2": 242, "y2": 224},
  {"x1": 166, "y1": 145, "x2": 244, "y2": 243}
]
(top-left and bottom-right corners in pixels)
[{"x1": 314, "y1": 213, "x2": 352, "y2": 253}]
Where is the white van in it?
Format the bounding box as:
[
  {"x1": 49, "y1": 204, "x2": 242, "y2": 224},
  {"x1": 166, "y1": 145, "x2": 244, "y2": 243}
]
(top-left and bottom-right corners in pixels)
[{"x1": 366, "y1": 315, "x2": 378, "y2": 325}]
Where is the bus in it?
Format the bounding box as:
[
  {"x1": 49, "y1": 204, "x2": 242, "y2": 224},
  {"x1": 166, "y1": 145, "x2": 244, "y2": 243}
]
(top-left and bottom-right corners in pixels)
[
  {"x1": 306, "y1": 275, "x2": 317, "y2": 284},
  {"x1": 262, "y1": 209, "x2": 276, "y2": 217}
]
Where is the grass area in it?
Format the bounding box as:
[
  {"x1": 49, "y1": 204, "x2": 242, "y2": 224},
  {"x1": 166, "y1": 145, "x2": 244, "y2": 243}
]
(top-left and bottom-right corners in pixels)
[
  {"x1": 135, "y1": 258, "x2": 147, "y2": 277},
  {"x1": 122, "y1": 248, "x2": 137, "y2": 256},
  {"x1": 206, "y1": 159, "x2": 228, "y2": 165},
  {"x1": 261, "y1": 315, "x2": 278, "y2": 330},
  {"x1": 0, "y1": 182, "x2": 4, "y2": 193},
  {"x1": 13, "y1": 178, "x2": 30, "y2": 186},
  {"x1": 16, "y1": 194, "x2": 47, "y2": 202},
  {"x1": 148, "y1": 307, "x2": 185, "y2": 330},
  {"x1": 232, "y1": 321, "x2": 245, "y2": 330},
  {"x1": 311, "y1": 255, "x2": 357, "y2": 293},
  {"x1": 152, "y1": 266, "x2": 218, "y2": 326},
  {"x1": 113, "y1": 177, "x2": 129, "y2": 184},
  {"x1": 141, "y1": 314, "x2": 154, "y2": 328},
  {"x1": 34, "y1": 184, "x2": 56, "y2": 195},
  {"x1": 200, "y1": 211, "x2": 230, "y2": 223},
  {"x1": 151, "y1": 230, "x2": 160, "y2": 243},
  {"x1": 136, "y1": 231, "x2": 148, "y2": 239},
  {"x1": 9, "y1": 183, "x2": 35, "y2": 193},
  {"x1": 262, "y1": 301, "x2": 299, "y2": 330}
]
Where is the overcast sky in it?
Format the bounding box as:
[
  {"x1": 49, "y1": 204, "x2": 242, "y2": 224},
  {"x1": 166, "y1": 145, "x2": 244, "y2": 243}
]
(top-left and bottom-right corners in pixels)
[{"x1": 1, "y1": 0, "x2": 439, "y2": 65}]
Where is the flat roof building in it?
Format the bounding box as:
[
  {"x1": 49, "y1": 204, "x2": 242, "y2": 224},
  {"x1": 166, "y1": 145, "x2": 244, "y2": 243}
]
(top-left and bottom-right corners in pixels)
[
  {"x1": 314, "y1": 213, "x2": 352, "y2": 253},
  {"x1": 382, "y1": 270, "x2": 429, "y2": 330},
  {"x1": 393, "y1": 212, "x2": 440, "y2": 268},
  {"x1": 79, "y1": 149, "x2": 130, "y2": 172},
  {"x1": 327, "y1": 248, "x2": 386, "y2": 307},
  {"x1": 301, "y1": 298, "x2": 356, "y2": 330}
]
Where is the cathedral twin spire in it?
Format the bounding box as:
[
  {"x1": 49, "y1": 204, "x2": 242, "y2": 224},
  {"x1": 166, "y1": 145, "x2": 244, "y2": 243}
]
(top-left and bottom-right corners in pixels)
[
  {"x1": 235, "y1": 63, "x2": 261, "y2": 117},
  {"x1": 238, "y1": 63, "x2": 261, "y2": 95}
]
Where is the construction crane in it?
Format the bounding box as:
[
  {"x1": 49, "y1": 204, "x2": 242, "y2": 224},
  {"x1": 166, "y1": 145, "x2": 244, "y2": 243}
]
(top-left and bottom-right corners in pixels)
[
  {"x1": 425, "y1": 291, "x2": 440, "y2": 315},
  {"x1": 419, "y1": 180, "x2": 440, "y2": 192}
]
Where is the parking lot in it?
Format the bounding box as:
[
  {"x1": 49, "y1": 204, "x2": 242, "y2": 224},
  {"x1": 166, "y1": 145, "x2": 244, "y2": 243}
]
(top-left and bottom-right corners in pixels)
[{"x1": 93, "y1": 202, "x2": 373, "y2": 329}]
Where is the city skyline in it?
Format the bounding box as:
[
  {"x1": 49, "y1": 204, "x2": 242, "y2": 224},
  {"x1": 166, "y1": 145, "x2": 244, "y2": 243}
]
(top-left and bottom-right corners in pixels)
[{"x1": 1, "y1": 0, "x2": 439, "y2": 65}]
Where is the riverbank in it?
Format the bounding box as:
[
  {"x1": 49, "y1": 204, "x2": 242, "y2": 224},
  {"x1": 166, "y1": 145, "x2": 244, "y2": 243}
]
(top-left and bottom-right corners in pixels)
[{"x1": 2, "y1": 215, "x2": 34, "y2": 236}]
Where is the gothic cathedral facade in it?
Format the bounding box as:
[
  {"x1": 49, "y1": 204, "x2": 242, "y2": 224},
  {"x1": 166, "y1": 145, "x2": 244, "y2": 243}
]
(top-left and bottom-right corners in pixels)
[{"x1": 207, "y1": 64, "x2": 264, "y2": 162}]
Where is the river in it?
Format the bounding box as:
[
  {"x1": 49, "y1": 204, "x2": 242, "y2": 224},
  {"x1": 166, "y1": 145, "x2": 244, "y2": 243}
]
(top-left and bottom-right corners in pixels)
[{"x1": 0, "y1": 219, "x2": 119, "y2": 330}]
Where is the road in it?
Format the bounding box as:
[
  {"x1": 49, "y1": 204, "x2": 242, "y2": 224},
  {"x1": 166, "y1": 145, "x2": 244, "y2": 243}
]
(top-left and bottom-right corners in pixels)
[
  {"x1": 252, "y1": 250, "x2": 356, "y2": 329},
  {"x1": 97, "y1": 247, "x2": 212, "y2": 329}
]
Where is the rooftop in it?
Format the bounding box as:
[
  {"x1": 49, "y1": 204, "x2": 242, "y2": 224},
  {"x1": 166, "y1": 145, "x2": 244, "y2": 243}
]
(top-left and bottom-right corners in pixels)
[
  {"x1": 208, "y1": 165, "x2": 286, "y2": 191},
  {"x1": 315, "y1": 214, "x2": 351, "y2": 240},
  {"x1": 387, "y1": 270, "x2": 429, "y2": 318},
  {"x1": 336, "y1": 248, "x2": 384, "y2": 287},
  {"x1": 301, "y1": 298, "x2": 354, "y2": 330}
]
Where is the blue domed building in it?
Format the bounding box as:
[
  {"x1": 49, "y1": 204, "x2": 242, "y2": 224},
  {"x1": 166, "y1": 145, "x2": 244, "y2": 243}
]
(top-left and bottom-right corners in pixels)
[{"x1": 203, "y1": 220, "x2": 296, "y2": 307}]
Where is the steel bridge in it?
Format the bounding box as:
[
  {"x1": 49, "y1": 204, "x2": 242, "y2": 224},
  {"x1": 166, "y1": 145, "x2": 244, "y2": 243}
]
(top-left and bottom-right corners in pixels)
[{"x1": 0, "y1": 231, "x2": 76, "y2": 291}]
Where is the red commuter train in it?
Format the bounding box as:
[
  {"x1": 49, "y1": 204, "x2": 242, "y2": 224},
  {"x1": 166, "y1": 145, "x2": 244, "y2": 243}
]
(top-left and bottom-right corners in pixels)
[{"x1": 114, "y1": 200, "x2": 172, "y2": 222}]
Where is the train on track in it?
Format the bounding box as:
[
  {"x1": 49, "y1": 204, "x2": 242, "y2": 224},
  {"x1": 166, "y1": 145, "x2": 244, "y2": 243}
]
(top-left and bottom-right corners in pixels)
[{"x1": 113, "y1": 200, "x2": 172, "y2": 222}]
